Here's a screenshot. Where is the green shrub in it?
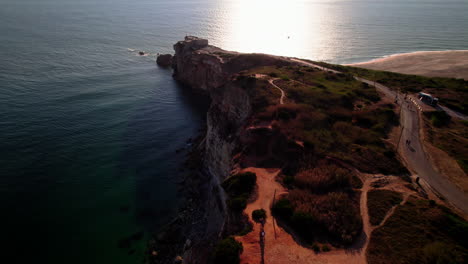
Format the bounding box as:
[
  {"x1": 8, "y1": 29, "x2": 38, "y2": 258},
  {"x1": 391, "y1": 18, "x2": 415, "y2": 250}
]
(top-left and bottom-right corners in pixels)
[
  {"x1": 252, "y1": 209, "x2": 267, "y2": 223},
  {"x1": 351, "y1": 175, "x2": 363, "y2": 189},
  {"x1": 367, "y1": 190, "x2": 402, "y2": 226},
  {"x1": 222, "y1": 172, "x2": 256, "y2": 196},
  {"x1": 422, "y1": 242, "x2": 460, "y2": 264},
  {"x1": 322, "y1": 245, "x2": 331, "y2": 252},
  {"x1": 237, "y1": 223, "x2": 253, "y2": 236},
  {"x1": 291, "y1": 211, "x2": 317, "y2": 235},
  {"x1": 223, "y1": 172, "x2": 257, "y2": 212},
  {"x1": 312, "y1": 242, "x2": 320, "y2": 252},
  {"x1": 283, "y1": 175, "x2": 295, "y2": 186},
  {"x1": 269, "y1": 72, "x2": 278, "y2": 78},
  {"x1": 227, "y1": 196, "x2": 248, "y2": 211},
  {"x1": 272, "y1": 198, "x2": 293, "y2": 219},
  {"x1": 213, "y1": 237, "x2": 243, "y2": 264},
  {"x1": 426, "y1": 111, "x2": 451, "y2": 127}
]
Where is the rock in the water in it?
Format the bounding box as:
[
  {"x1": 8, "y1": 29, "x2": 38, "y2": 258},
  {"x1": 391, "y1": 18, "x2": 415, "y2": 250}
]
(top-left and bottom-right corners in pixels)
[
  {"x1": 156, "y1": 54, "x2": 173, "y2": 67},
  {"x1": 139, "y1": 51, "x2": 145, "y2": 56}
]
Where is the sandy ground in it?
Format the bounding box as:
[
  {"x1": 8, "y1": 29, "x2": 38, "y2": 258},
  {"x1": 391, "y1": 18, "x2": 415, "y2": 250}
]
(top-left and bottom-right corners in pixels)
[
  {"x1": 235, "y1": 167, "x2": 365, "y2": 264},
  {"x1": 349, "y1": 50, "x2": 468, "y2": 80}
]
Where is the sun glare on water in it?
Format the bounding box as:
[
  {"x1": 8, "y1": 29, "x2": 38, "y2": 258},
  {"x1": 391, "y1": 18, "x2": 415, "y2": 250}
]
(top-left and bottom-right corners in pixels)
[{"x1": 215, "y1": 0, "x2": 337, "y2": 60}]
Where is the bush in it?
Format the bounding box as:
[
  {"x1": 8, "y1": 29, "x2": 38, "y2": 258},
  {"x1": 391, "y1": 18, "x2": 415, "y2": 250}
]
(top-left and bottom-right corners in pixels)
[
  {"x1": 322, "y1": 245, "x2": 331, "y2": 252},
  {"x1": 213, "y1": 237, "x2": 243, "y2": 264},
  {"x1": 294, "y1": 165, "x2": 352, "y2": 193},
  {"x1": 422, "y1": 242, "x2": 460, "y2": 264},
  {"x1": 272, "y1": 198, "x2": 293, "y2": 219},
  {"x1": 291, "y1": 211, "x2": 317, "y2": 236},
  {"x1": 312, "y1": 243, "x2": 320, "y2": 252},
  {"x1": 367, "y1": 190, "x2": 402, "y2": 226},
  {"x1": 227, "y1": 196, "x2": 248, "y2": 211},
  {"x1": 287, "y1": 190, "x2": 362, "y2": 244},
  {"x1": 426, "y1": 111, "x2": 451, "y2": 127},
  {"x1": 222, "y1": 172, "x2": 257, "y2": 196},
  {"x1": 283, "y1": 175, "x2": 295, "y2": 186},
  {"x1": 268, "y1": 72, "x2": 278, "y2": 78},
  {"x1": 252, "y1": 209, "x2": 267, "y2": 223}
]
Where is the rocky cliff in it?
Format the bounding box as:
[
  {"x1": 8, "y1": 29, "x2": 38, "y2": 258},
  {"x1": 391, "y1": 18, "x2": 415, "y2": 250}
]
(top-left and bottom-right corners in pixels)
[
  {"x1": 161, "y1": 36, "x2": 293, "y2": 263},
  {"x1": 173, "y1": 36, "x2": 293, "y2": 180}
]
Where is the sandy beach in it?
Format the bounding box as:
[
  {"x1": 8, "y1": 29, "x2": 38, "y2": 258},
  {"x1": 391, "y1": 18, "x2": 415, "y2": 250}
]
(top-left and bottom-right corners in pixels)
[{"x1": 349, "y1": 50, "x2": 468, "y2": 80}]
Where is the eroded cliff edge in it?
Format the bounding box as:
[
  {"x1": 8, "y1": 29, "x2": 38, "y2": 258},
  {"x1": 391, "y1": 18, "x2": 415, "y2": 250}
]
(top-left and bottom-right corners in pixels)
[{"x1": 150, "y1": 36, "x2": 294, "y2": 264}]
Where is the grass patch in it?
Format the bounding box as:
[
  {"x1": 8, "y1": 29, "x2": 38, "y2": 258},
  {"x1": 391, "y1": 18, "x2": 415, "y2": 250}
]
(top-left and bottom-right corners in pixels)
[
  {"x1": 367, "y1": 197, "x2": 468, "y2": 264},
  {"x1": 367, "y1": 189, "x2": 402, "y2": 226}
]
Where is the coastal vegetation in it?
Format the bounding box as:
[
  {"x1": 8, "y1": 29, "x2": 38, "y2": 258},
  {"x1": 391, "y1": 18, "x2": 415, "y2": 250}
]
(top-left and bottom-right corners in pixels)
[
  {"x1": 234, "y1": 65, "x2": 412, "y2": 247},
  {"x1": 272, "y1": 162, "x2": 362, "y2": 245},
  {"x1": 367, "y1": 189, "x2": 402, "y2": 226},
  {"x1": 213, "y1": 237, "x2": 243, "y2": 264},
  {"x1": 222, "y1": 172, "x2": 257, "y2": 212},
  {"x1": 312, "y1": 61, "x2": 468, "y2": 115},
  {"x1": 243, "y1": 65, "x2": 407, "y2": 175},
  {"x1": 423, "y1": 112, "x2": 468, "y2": 173},
  {"x1": 252, "y1": 209, "x2": 266, "y2": 223},
  {"x1": 367, "y1": 197, "x2": 468, "y2": 264}
]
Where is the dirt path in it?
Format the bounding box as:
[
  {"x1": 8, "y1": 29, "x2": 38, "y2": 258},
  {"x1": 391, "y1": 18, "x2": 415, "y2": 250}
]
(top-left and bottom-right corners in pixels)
[
  {"x1": 255, "y1": 74, "x2": 286, "y2": 105},
  {"x1": 290, "y1": 58, "x2": 468, "y2": 216},
  {"x1": 236, "y1": 167, "x2": 365, "y2": 264},
  {"x1": 358, "y1": 176, "x2": 372, "y2": 259},
  {"x1": 269, "y1": 79, "x2": 285, "y2": 105}
]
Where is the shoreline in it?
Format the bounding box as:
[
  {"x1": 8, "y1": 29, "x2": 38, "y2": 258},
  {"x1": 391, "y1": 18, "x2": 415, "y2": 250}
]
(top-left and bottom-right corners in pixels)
[
  {"x1": 347, "y1": 49, "x2": 468, "y2": 65},
  {"x1": 346, "y1": 50, "x2": 468, "y2": 80}
]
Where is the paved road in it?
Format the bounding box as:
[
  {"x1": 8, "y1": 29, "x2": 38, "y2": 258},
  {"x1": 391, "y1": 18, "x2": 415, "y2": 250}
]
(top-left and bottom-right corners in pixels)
[
  {"x1": 399, "y1": 100, "x2": 468, "y2": 214},
  {"x1": 291, "y1": 58, "x2": 468, "y2": 215}
]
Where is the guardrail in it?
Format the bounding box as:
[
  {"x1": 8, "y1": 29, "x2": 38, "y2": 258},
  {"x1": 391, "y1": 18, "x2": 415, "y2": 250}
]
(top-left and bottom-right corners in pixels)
[{"x1": 409, "y1": 97, "x2": 423, "y2": 111}]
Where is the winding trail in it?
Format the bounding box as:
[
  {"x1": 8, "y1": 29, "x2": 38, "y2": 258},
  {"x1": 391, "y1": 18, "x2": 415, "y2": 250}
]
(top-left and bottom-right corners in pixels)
[
  {"x1": 290, "y1": 58, "x2": 468, "y2": 216},
  {"x1": 358, "y1": 177, "x2": 372, "y2": 261},
  {"x1": 269, "y1": 79, "x2": 286, "y2": 105},
  {"x1": 254, "y1": 74, "x2": 286, "y2": 105}
]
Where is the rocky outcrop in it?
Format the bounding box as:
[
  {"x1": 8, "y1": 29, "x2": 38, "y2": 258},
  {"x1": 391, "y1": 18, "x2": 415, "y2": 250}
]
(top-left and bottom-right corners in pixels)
[
  {"x1": 156, "y1": 54, "x2": 173, "y2": 67},
  {"x1": 172, "y1": 36, "x2": 293, "y2": 92},
  {"x1": 172, "y1": 36, "x2": 293, "y2": 181}
]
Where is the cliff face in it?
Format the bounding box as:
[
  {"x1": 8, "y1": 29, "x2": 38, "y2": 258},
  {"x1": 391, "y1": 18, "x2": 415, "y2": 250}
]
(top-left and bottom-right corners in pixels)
[
  {"x1": 173, "y1": 36, "x2": 293, "y2": 92},
  {"x1": 173, "y1": 36, "x2": 293, "y2": 177},
  {"x1": 173, "y1": 36, "x2": 228, "y2": 91},
  {"x1": 170, "y1": 36, "x2": 293, "y2": 263}
]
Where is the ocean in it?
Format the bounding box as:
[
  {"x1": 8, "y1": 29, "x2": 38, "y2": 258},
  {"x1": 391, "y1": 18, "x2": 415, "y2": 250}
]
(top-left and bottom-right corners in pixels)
[{"x1": 0, "y1": 0, "x2": 467, "y2": 263}]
